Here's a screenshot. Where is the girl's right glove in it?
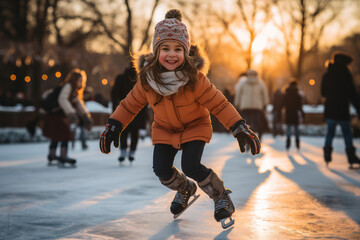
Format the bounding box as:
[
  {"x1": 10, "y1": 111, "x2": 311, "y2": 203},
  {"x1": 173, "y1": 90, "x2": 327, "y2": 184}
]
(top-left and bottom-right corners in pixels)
[
  {"x1": 99, "y1": 118, "x2": 122, "y2": 154},
  {"x1": 230, "y1": 119, "x2": 261, "y2": 155}
]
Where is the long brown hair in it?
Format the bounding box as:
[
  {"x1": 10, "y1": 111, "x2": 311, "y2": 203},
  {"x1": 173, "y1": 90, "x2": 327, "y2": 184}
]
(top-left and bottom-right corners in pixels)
[
  {"x1": 61, "y1": 68, "x2": 87, "y2": 100},
  {"x1": 138, "y1": 45, "x2": 199, "y2": 93}
]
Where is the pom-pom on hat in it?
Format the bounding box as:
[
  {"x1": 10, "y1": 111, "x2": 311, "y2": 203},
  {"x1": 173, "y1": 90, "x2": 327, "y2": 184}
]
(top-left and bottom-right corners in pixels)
[{"x1": 152, "y1": 9, "x2": 190, "y2": 54}]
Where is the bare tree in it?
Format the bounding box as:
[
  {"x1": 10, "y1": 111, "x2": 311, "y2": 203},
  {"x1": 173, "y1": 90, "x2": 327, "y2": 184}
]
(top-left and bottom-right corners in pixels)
[
  {"x1": 0, "y1": 0, "x2": 162, "y2": 102},
  {"x1": 52, "y1": 0, "x2": 160, "y2": 55},
  {"x1": 274, "y1": 0, "x2": 342, "y2": 80},
  {"x1": 208, "y1": 0, "x2": 276, "y2": 70},
  {"x1": 235, "y1": 0, "x2": 275, "y2": 69}
]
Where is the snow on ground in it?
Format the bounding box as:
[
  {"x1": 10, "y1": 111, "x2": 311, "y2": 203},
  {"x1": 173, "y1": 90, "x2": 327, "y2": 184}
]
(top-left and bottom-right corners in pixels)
[{"x1": 0, "y1": 134, "x2": 360, "y2": 240}]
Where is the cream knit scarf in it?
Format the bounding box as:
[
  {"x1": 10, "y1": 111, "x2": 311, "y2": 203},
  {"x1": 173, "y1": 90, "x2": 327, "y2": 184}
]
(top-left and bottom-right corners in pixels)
[{"x1": 147, "y1": 70, "x2": 189, "y2": 96}]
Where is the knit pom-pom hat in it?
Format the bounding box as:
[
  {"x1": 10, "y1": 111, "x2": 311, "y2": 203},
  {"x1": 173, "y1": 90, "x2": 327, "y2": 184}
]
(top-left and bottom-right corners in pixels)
[{"x1": 152, "y1": 9, "x2": 190, "y2": 54}]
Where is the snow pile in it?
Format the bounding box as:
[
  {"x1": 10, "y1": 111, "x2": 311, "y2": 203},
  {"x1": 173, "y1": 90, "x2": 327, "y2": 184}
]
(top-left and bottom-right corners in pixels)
[{"x1": 0, "y1": 126, "x2": 105, "y2": 143}]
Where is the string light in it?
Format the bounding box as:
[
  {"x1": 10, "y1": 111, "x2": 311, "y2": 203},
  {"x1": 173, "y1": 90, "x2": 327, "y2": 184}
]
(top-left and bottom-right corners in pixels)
[
  {"x1": 55, "y1": 71, "x2": 61, "y2": 78},
  {"x1": 42, "y1": 74, "x2": 48, "y2": 80},
  {"x1": 16, "y1": 58, "x2": 22, "y2": 67},
  {"x1": 24, "y1": 76, "x2": 31, "y2": 82},
  {"x1": 25, "y1": 56, "x2": 32, "y2": 65},
  {"x1": 101, "y1": 78, "x2": 108, "y2": 85},
  {"x1": 10, "y1": 74, "x2": 16, "y2": 81},
  {"x1": 48, "y1": 58, "x2": 55, "y2": 67},
  {"x1": 309, "y1": 79, "x2": 315, "y2": 86}
]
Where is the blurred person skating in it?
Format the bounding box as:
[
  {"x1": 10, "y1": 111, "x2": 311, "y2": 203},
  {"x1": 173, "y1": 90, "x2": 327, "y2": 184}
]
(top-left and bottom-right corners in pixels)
[
  {"x1": 233, "y1": 72, "x2": 247, "y2": 113},
  {"x1": 272, "y1": 88, "x2": 284, "y2": 137},
  {"x1": 281, "y1": 79, "x2": 304, "y2": 150},
  {"x1": 321, "y1": 52, "x2": 360, "y2": 168},
  {"x1": 111, "y1": 65, "x2": 148, "y2": 165},
  {"x1": 99, "y1": 9, "x2": 260, "y2": 229},
  {"x1": 233, "y1": 69, "x2": 269, "y2": 141},
  {"x1": 71, "y1": 120, "x2": 88, "y2": 150},
  {"x1": 42, "y1": 68, "x2": 92, "y2": 167},
  {"x1": 71, "y1": 87, "x2": 94, "y2": 150}
]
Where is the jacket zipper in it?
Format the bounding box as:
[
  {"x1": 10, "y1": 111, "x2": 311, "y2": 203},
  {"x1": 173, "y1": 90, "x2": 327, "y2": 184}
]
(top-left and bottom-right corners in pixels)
[{"x1": 171, "y1": 96, "x2": 182, "y2": 124}]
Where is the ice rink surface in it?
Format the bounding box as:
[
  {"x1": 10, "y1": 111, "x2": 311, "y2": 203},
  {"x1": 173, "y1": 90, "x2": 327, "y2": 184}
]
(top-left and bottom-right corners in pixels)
[{"x1": 1, "y1": 133, "x2": 360, "y2": 239}]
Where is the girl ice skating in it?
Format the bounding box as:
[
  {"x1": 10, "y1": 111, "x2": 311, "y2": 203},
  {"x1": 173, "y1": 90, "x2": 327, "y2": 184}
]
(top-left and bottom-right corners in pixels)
[{"x1": 99, "y1": 9, "x2": 261, "y2": 228}]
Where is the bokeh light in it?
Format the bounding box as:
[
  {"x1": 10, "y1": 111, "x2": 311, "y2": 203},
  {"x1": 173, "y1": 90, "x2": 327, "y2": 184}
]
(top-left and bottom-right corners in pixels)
[
  {"x1": 10, "y1": 74, "x2": 16, "y2": 81},
  {"x1": 48, "y1": 59, "x2": 55, "y2": 67},
  {"x1": 55, "y1": 71, "x2": 61, "y2": 78},
  {"x1": 24, "y1": 76, "x2": 31, "y2": 82},
  {"x1": 16, "y1": 58, "x2": 22, "y2": 67},
  {"x1": 309, "y1": 79, "x2": 315, "y2": 86},
  {"x1": 25, "y1": 56, "x2": 32, "y2": 65},
  {"x1": 42, "y1": 74, "x2": 48, "y2": 80},
  {"x1": 101, "y1": 78, "x2": 108, "y2": 85}
]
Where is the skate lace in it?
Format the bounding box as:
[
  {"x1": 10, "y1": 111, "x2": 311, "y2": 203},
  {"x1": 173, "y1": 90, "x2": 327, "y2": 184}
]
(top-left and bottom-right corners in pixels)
[
  {"x1": 174, "y1": 191, "x2": 189, "y2": 207},
  {"x1": 215, "y1": 197, "x2": 229, "y2": 211}
]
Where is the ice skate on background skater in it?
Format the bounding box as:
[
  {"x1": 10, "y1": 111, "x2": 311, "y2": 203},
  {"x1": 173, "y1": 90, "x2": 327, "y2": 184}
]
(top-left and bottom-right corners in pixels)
[{"x1": 99, "y1": 9, "x2": 261, "y2": 229}]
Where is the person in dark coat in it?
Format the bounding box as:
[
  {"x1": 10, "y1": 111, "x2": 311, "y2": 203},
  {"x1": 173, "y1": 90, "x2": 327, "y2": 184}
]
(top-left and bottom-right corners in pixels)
[
  {"x1": 111, "y1": 64, "x2": 148, "y2": 164},
  {"x1": 272, "y1": 88, "x2": 284, "y2": 137},
  {"x1": 321, "y1": 52, "x2": 360, "y2": 168},
  {"x1": 282, "y1": 79, "x2": 304, "y2": 150}
]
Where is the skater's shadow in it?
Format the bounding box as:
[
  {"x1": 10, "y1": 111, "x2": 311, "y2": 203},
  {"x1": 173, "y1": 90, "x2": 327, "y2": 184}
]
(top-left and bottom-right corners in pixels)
[
  {"x1": 214, "y1": 226, "x2": 234, "y2": 240},
  {"x1": 268, "y1": 137, "x2": 287, "y2": 152},
  {"x1": 275, "y1": 153, "x2": 360, "y2": 224},
  {"x1": 330, "y1": 169, "x2": 360, "y2": 187},
  {"x1": 221, "y1": 151, "x2": 271, "y2": 210},
  {"x1": 148, "y1": 220, "x2": 181, "y2": 240}
]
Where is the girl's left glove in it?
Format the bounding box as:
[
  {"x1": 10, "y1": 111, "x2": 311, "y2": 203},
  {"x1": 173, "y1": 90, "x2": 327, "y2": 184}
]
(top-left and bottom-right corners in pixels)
[
  {"x1": 99, "y1": 118, "x2": 122, "y2": 154},
  {"x1": 230, "y1": 119, "x2": 261, "y2": 155}
]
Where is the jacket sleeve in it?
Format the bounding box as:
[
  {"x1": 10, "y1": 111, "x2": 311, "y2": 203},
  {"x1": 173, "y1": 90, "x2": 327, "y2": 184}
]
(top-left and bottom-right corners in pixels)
[
  {"x1": 194, "y1": 73, "x2": 241, "y2": 130},
  {"x1": 321, "y1": 73, "x2": 328, "y2": 98},
  {"x1": 261, "y1": 81, "x2": 269, "y2": 108},
  {"x1": 345, "y1": 72, "x2": 360, "y2": 115},
  {"x1": 110, "y1": 81, "x2": 148, "y2": 128},
  {"x1": 233, "y1": 83, "x2": 240, "y2": 109},
  {"x1": 73, "y1": 98, "x2": 89, "y2": 116},
  {"x1": 58, "y1": 83, "x2": 75, "y2": 115}
]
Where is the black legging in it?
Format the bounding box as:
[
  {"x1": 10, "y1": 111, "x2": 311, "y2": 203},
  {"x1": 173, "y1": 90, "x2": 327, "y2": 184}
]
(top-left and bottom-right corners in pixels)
[{"x1": 153, "y1": 140, "x2": 211, "y2": 182}]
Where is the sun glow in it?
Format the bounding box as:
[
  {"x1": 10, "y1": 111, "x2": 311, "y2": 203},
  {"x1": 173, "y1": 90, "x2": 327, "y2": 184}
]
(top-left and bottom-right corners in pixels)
[{"x1": 252, "y1": 35, "x2": 269, "y2": 53}]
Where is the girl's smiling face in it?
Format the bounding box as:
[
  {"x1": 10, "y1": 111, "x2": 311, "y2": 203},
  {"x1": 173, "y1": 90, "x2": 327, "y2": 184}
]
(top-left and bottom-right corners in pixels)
[{"x1": 158, "y1": 41, "x2": 185, "y2": 71}]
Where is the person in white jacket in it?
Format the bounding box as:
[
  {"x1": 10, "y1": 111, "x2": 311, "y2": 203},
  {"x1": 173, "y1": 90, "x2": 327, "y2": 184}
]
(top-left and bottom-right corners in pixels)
[
  {"x1": 42, "y1": 68, "x2": 92, "y2": 166},
  {"x1": 233, "y1": 69, "x2": 269, "y2": 141},
  {"x1": 233, "y1": 72, "x2": 247, "y2": 112}
]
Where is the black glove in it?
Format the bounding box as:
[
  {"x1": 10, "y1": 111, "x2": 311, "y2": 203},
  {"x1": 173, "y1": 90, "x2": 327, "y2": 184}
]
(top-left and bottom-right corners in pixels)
[
  {"x1": 230, "y1": 119, "x2": 261, "y2": 155},
  {"x1": 99, "y1": 118, "x2": 123, "y2": 154},
  {"x1": 67, "y1": 113, "x2": 79, "y2": 125}
]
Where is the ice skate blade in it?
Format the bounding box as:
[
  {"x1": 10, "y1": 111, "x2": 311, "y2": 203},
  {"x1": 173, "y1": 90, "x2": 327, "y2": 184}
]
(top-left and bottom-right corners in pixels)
[
  {"x1": 47, "y1": 162, "x2": 58, "y2": 167},
  {"x1": 57, "y1": 161, "x2": 76, "y2": 168},
  {"x1": 220, "y1": 217, "x2": 235, "y2": 229},
  {"x1": 173, "y1": 194, "x2": 200, "y2": 219},
  {"x1": 349, "y1": 165, "x2": 360, "y2": 170}
]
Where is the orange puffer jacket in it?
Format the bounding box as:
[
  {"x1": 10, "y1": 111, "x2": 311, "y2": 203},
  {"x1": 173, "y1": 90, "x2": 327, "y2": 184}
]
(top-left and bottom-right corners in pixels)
[{"x1": 110, "y1": 53, "x2": 241, "y2": 149}]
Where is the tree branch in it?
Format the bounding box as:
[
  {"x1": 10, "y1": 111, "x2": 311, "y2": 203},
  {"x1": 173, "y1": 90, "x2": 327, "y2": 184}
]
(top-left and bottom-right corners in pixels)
[
  {"x1": 139, "y1": 0, "x2": 160, "y2": 50},
  {"x1": 81, "y1": 0, "x2": 127, "y2": 51}
]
